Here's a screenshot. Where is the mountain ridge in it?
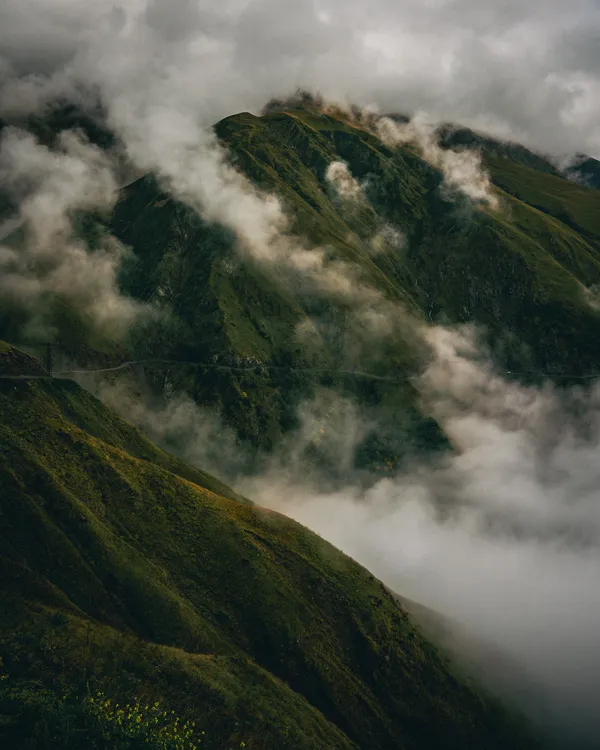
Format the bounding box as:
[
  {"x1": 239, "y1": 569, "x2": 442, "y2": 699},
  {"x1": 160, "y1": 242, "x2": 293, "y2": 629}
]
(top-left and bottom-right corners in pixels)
[
  {"x1": 103, "y1": 106, "x2": 600, "y2": 472},
  {"x1": 0, "y1": 341, "x2": 541, "y2": 749},
  {"x1": 2, "y1": 96, "x2": 598, "y2": 746},
  {"x1": 4, "y1": 100, "x2": 600, "y2": 476}
]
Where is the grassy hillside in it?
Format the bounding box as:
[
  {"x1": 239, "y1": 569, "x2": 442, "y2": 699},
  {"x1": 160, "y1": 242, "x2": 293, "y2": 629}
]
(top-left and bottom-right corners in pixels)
[
  {"x1": 104, "y1": 105, "x2": 600, "y2": 465},
  {"x1": 0, "y1": 343, "x2": 540, "y2": 749},
  {"x1": 109, "y1": 112, "x2": 444, "y2": 469},
  {"x1": 3, "y1": 100, "x2": 600, "y2": 468}
]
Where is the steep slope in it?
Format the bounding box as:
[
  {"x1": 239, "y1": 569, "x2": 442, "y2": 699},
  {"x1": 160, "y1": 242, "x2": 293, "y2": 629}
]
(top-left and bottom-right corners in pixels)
[
  {"x1": 109, "y1": 112, "x2": 444, "y2": 468},
  {"x1": 219, "y1": 109, "x2": 600, "y2": 380},
  {"x1": 437, "y1": 124, "x2": 562, "y2": 177},
  {"x1": 105, "y1": 107, "x2": 600, "y2": 464},
  {"x1": 0, "y1": 343, "x2": 539, "y2": 749},
  {"x1": 3, "y1": 101, "x2": 600, "y2": 469}
]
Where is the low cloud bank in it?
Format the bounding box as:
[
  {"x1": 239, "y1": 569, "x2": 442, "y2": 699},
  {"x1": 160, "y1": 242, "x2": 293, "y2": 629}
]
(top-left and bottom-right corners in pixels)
[
  {"x1": 240, "y1": 325, "x2": 600, "y2": 748},
  {"x1": 3, "y1": 0, "x2": 600, "y2": 158},
  {"x1": 76, "y1": 318, "x2": 600, "y2": 746}
]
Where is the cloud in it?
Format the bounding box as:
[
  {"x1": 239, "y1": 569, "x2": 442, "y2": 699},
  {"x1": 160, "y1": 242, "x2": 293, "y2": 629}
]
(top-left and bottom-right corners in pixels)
[
  {"x1": 73, "y1": 31, "x2": 409, "y2": 343},
  {"x1": 240, "y1": 324, "x2": 600, "y2": 748},
  {"x1": 89, "y1": 377, "x2": 251, "y2": 480},
  {"x1": 1, "y1": 0, "x2": 600, "y2": 157},
  {"x1": 0, "y1": 1, "x2": 555, "y2": 349},
  {"x1": 2, "y1": 3, "x2": 600, "y2": 744},
  {"x1": 375, "y1": 114, "x2": 500, "y2": 209},
  {"x1": 325, "y1": 160, "x2": 363, "y2": 202},
  {"x1": 369, "y1": 224, "x2": 406, "y2": 256},
  {"x1": 0, "y1": 127, "x2": 142, "y2": 341},
  {"x1": 0, "y1": 3, "x2": 418, "y2": 375}
]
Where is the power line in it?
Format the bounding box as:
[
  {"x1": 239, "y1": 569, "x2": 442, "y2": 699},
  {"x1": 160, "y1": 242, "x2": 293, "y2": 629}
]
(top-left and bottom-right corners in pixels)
[
  {"x1": 2, "y1": 355, "x2": 600, "y2": 383},
  {"x1": 4, "y1": 342, "x2": 600, "y2": 382},
  {"x1": 49, "y1": 357, "x2": 600, "y2": 382},
  {"x1": 55, "y1": 359, "x2": 412, "y2": 382}
]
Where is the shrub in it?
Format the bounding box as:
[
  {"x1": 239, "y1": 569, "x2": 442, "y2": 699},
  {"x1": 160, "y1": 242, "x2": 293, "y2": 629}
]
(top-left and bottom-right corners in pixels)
[
  {"x1": 0, "y1": 681, "x2": 200, "y2": 749},
  {"x1": 85, "y1": 692, "x2": 199, "y2": 749}
]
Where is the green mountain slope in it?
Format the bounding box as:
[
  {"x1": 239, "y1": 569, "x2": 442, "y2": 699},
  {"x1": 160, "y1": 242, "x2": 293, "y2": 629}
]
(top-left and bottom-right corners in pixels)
[
  {"x1": 3, "y1": 101, "x2": 600, "y2": 466},
  {"x1": 437, "y1": 124, "x2": 562, "y2": 177},
  {"x1": 109, "y1": 111, "x2": 444, "y2": 468},
  {"x1": 0, "y1": 343, "x2": 539, "y2": 749},
  {"x1": 102, "y1": 106, "x2": 600, "y2": 466}
]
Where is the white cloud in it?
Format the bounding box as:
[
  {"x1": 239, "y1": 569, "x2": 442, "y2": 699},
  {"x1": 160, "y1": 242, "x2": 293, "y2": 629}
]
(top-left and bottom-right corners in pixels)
[
  {"x1": 376, "y1": 114, "x2": 500, "y2": 209},
  {"x1": 325, "y1": 160, "x2": 363, "y2": 201},
  {"x1": 242, "y1": 324, "x2": 600, "y2": 746},
  {"x1": 0, "y1": 127, "x2": 142, "y2": 340},
  {"x1": 1, "y1": 0, "x2": 600, "y2": 156}
]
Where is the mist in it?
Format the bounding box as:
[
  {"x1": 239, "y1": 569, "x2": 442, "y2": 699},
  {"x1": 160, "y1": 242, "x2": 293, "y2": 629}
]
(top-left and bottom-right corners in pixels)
[
  {"x1": 236, "y1": 324, "x2": 600, "y2": 748},
  {"x1": 74, "y1": 313, "x2": 600, "y2": 747},
  {"x1": 2, "y1": 0, "x2": 600, "y2": 158},
  {"x1": 0, "y1": 0, "x2": 519, "y2": 349},
  {"x1": 326, "y1": 160, "x2": 364, "y2": 202},
  {"x1": 376, "y1": 114, "x2": 500, "y2": 209},
  {"x1": 0, "y1": 126, "x2": 143, "y2": 342},
  {"x1": 1, "y1": 1, "x2": 600, "y2": 746},
  {"x1": 88, "y1": 376, "x2": 253, "y2": 481}
]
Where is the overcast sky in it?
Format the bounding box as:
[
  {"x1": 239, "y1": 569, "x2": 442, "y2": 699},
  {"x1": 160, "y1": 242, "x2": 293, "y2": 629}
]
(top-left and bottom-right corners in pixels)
[{"x1": 0, "y1": 0, "x2": 599, "y2": 157}]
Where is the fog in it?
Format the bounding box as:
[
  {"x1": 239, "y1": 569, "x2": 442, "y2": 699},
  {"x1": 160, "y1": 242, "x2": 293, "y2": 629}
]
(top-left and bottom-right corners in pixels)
[
  {"x1": 1, "y1": 1, "x2": 600, "y2": 746},
  {"x1": 376, "y1": 114, "x2": 500, "y2": 209},
  {"x1": 2, "y1": 0, "x2": 600, "y2": 157},
  {"x1": 240, "y1": 325, "x2": 600, "y2": 748},
  {"x1": 0, "y1": 127, "x2": 142, "y2": 341},
  {"x1": 75, "y1": 315, "x2": 600, "y2": 747}
]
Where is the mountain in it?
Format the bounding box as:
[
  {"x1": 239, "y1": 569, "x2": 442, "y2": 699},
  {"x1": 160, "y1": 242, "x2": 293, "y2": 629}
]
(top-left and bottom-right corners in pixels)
[
  {"x1": 106, "y1": 105, "x2": 600, "y2": 468},
  {"x1": 3, "y1": 99, "x2": 600, "y2": 477},
  {"x1": 436, "y1": 124, "x2": 563, "y2": 177},
  {"x1": 564, "y1": 154, "x2": 600, "y2": 190},
  {"x1": 0, "y1": 99, "x2": 115, "y2": 152},
  {"x1": 0, "y1": 342, "x2": 539, "y2": 749}
]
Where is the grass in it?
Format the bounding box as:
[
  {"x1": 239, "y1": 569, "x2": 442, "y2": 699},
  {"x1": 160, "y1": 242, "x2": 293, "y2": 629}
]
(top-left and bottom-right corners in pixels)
[
  {"x1": 0, "y1": 685, "x2": 201, "y2": 749},
  {"x1": 1, "y1": 106, "x2": 581, "y2": 748},
  {"x1": 486, "y1": 154, "x2": 600, "y2": 241},
  {"x1": 13, "y1": 105, "x2": 568, "y2": 475},
  {"x1": 0, "y1": 343, "x2": 541, "y2": 749},
  {"x1": 4, "y1": 101, "x2": 600, "y2": 468}
]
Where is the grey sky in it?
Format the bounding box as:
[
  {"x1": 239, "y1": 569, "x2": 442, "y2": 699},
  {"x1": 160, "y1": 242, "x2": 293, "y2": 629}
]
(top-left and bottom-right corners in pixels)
[{"x1": 0, "y1": 0, "x2": 599, "y2": 156}]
